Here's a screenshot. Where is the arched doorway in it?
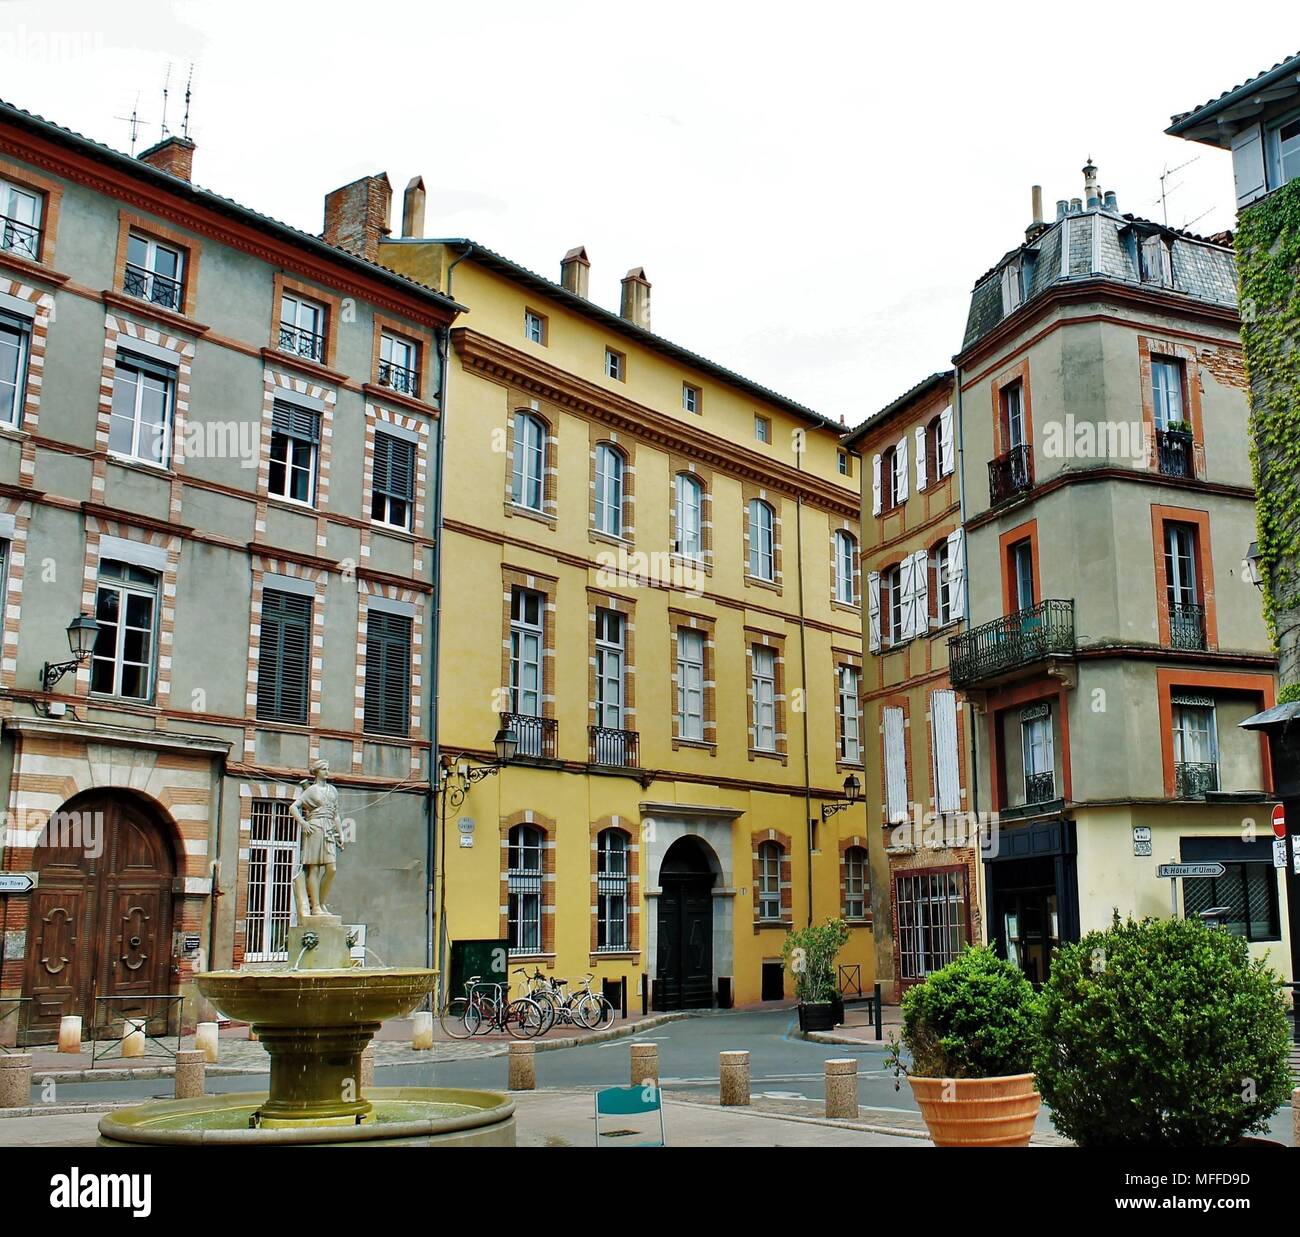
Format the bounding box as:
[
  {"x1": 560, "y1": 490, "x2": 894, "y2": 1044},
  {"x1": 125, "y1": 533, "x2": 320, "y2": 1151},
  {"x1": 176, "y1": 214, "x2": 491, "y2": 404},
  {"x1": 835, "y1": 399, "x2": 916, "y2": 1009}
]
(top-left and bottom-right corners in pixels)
[
  {"x1": 656, "y1": 835, "x2": 716, "y2": 1010},
  {"x1": 23, "y1": 791, "x2": 177, "y2": 1040}
]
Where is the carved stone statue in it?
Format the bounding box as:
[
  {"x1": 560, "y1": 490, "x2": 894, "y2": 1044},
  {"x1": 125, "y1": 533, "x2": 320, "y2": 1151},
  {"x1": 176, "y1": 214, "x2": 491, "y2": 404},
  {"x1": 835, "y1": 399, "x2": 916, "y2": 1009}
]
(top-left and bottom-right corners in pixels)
[{"x1": 290, "y1": 759, "x2": 344, "y2": 919}]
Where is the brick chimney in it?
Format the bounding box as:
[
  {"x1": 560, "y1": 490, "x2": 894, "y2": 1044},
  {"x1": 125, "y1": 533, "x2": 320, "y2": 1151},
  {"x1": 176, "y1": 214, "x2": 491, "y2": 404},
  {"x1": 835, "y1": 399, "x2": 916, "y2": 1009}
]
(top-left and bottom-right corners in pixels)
[
  {"x1": 619, "y1": 267, "x2": 651, "y2": 331},
  {"x1": 323, "y1": 174, "x2": 392, "y2": 262},
  {"x1": 402, "y1": 175, "x2": 426, "y2": 238},
  {"x1": 138, "y1": 135, "x2": 195, "y2": 182},
  {"x1": 560, "y1": 246, "x2": 590, "y2": 298}
]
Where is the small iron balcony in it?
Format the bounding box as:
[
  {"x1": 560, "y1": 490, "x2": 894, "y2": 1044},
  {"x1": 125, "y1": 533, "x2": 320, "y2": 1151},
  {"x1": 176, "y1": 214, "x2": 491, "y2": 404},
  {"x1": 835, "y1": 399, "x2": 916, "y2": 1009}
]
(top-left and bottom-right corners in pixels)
[
  {"x1": 379, "y1": 360, "x2": 420, "y2": 398},
  {"x1": 1169, "y1": 602, "x2": 1207, "y2": 651},
  {"x1": 949, "y1": 599, "x2": 1076, "y2": 689},
  {"x1": 1175, "y1": 761, "x2": 1219, "y2": 798},
  {"x1": 1024, "y1": 770, "x2": 1056, "y2": 805},
  {"x1": 589, "y1": 725, "x2": 639, "y2": 768},
  {"x1": 123, "y1": 263, "x2": 183, "y2": 311},
  {"x1": 278, "y1": 324, "x2": 326, "y2": 364},
  {"x1": 1156, "y1": 427, "x2": 1194, "y2": 479},
  {"x1": 988, "y1": 443, "x2": 1033, "y2": 506},
  {"x1": 0, "y1": 214, "x2": 40, "y2": 260},
  {"x1": 502, "y1": 711, "x2": 558, "y2": 760}
]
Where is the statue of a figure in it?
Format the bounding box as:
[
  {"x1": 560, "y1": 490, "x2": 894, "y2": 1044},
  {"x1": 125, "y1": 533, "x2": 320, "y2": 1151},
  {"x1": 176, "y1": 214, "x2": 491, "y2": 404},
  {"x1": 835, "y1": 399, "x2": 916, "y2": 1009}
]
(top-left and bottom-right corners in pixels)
[{"x1": 290, "y1": 759, "x2": 344, "y2": 918}]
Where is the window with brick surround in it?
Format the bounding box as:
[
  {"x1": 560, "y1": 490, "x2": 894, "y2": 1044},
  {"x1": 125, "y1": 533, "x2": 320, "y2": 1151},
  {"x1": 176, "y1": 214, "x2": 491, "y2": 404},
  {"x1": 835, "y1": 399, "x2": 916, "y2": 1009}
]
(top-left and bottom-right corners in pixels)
[
  {"x1": 1151, "y1": 356, "x2": 1186, "y2": 430},
  {"x1": 594, "y1": 443, "x2": 625, "y2": 537},
  {"x1": 91, "y1": 560, "x2": 159, "y2": 702},
  {"x1": 674, "y1": 473, "x2": 703, "y2": 560},
  {"x1": 843, "y1": 845, "x2": 868, "y2": 919},
  {"x1": 748, "y1": 499, "x2": 775, "y2": 580},
  {"x1": 838, "y1": 665, "x2": 862, "y2": 764},
  {"x1": 256, "y1": 588, "x2": 312, "y2": 724},
  {"x1": 363, "y1": 609, "x2": 412, "y2": 737},
  {"x1": 371, "y1": 431, "x2": 416, "y2": 530},
  {"x1": 596, "y1": 828, "x2": 629, "y2": 952},
  {"x1": 509, "y1": 586, "x2": 545, "y2": 721},
  {"x1": 245, "y1": 800, "x2": 299, "y2": 962},
  {"x1": 268, "y1": 400, "x2": 321, "y2": 506},
  {"x1": 379, "y1": 331, "x2": 420, "y2": 398},
  {"x1": 834, "y1": 530, "x2": 858, "y2": 605},
  {"x1": 757, "y1": 840, "x2": 783, "y2": 920},
  {"x1": 0, "y1": 177, "x2": 41, "y2": 261},
  {"x1": 897, "y1": 869, "x2": 969, "y2": 981},
  {"x1": 507, "y1": 824, "x2": 544, "y2": 954},
  {"x1": 751, "y1": 644, "x2": 777, "y2": 751},
  {"x1": 109, "y1": 352, "x2": 174, "y2": 467},
  {"x1": 676, "y1": 628, "x2": 705, "y2": 741},
  {"x1": 125, "y1": 230, "x2": 184, "y2": 312},
  {"x1": 0, "y1": 310, "x2": 30, "y2": 427},
  {"x1": 279, "y1": 291, "x2": 327, "y2": 364},
  {"x1": 512, "y1": 412, "x2": 546, "y2": 511}
]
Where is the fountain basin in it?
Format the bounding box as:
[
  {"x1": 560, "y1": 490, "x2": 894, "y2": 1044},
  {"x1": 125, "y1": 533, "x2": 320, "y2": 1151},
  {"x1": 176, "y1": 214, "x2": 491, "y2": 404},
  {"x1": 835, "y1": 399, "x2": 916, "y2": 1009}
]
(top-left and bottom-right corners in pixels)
[{"x1": 98, "y1": 1088, "x2": 516, "y2": 1147}]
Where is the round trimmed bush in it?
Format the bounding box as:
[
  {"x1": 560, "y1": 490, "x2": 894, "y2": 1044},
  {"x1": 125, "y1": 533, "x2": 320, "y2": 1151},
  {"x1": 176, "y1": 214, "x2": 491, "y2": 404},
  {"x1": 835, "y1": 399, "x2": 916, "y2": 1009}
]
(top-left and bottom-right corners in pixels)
[
  {"x1": 900, "y1": 945, "x2": 1038, "y2": 1078},
  {"x1": 1033, "y1": 915, "x2": 1292, "y2": 1147}
]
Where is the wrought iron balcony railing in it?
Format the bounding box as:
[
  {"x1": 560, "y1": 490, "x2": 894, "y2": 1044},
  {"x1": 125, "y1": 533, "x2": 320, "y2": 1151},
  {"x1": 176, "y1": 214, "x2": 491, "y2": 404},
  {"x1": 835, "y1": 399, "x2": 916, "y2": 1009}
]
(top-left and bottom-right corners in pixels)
[
  {"x1": 1024, "y1": 770, "x2": 1056, "y2": 805},
  {"x1": 1156, "y1": 427, "x2": 1194, "y2": 479},
  {"x1": 589, "y1": 725, "x2": 639, "y2": 768},
  {"x1": 1169, "y1": 602, "x2": 1207, "y2": 650},
  {"x1": 502, "y1": 711, "x2": 558, "y2": 760},
  {"x1": 278, "y1": 324, "x2": 326, "y2": 364},
  {"x1": 379, "y1": 360, "x2": 420, "y2": 398},
  {"x1": 0, "y1": 214, "x2": 40, "y2": 260},
  {"x1": 123, "y1": 263, "x2": 182, "y2": 311},
  {"x1": 1175, "y1": 761, "x2": 1219, "y2": 798},
  {"x1": 988, "y1": 443, "x2": 1033, "y2": 506},
  {"x1": 949, "y1": 599, "x2": 1075, "y2": 688}
]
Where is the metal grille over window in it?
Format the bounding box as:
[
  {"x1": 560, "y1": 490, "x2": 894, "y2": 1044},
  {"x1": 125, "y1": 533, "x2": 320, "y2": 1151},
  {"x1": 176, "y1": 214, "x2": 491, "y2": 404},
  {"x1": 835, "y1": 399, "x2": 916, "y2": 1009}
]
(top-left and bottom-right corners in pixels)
[
  {"x1": 896, "y1": 870, "x2": 968, "y2": 981},
  {"x1": 507, "y1": 824, "x2": 543, "y2": 954},
  {"x1": 363, "y1": 609, "x2": 412, "y2": 737},
  {"x1": 596, "y1": 830, "x2": 628, "y2": 952},
  {"x1": 245, "y1": 800, "x2": 299, "y2": 961},
  {"x1": 372, "y1": 431, "x2": 415, "y2": 529},
  {"x1": 257, "y1": 588, "x2": 312, "y2": 724}
]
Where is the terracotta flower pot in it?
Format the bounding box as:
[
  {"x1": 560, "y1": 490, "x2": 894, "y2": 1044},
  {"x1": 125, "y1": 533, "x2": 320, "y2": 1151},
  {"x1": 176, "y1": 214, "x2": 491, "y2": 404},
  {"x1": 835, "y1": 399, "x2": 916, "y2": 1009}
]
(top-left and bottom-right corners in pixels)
[{"x1": 908, "y1": 1073, "x2": 1041, "y2": 1147}]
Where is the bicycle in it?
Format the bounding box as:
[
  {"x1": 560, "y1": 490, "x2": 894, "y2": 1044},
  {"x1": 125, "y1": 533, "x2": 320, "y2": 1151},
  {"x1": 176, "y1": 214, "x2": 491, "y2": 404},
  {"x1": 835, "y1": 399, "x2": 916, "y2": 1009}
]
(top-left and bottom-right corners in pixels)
[
  {"x1": 440, "y1": 976, "x2": 544, "y2": 1039},
  {"x1": 570, "y1": 973, "x2": 616, "y2": 1030}
]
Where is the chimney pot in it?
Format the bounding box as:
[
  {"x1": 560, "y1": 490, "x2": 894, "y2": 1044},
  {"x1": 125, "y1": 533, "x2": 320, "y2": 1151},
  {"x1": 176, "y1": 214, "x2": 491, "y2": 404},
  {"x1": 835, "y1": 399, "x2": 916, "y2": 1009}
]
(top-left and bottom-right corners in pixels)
[
  {"x1": 138, "y1": 135, "x2": 195, "y2": 182},
  {"x1": 560, "y1": 246, "x2": 590, "y2": 298},
  {"x1": 1103, "y1": 189, "x2": 1119, "y2": 212},
  {"x1": 1031, "y1": 185, "x2": 1043, "y2": 223},
  {"x1": 619, "y1": 267, "x2": 651, "y2": 331},
  {"x1": 402, "y1": 176, "x2": 426, "y2": 238},
  {"x1": 1056, "y1": 199, "x2": 1069, "y2": 221},
  {"x1": 1083, "y1": 158, "x2": 1100, "y2": 210},
  {"x1": 323, "y1": 174, "x2": 392, "y2": 262}
]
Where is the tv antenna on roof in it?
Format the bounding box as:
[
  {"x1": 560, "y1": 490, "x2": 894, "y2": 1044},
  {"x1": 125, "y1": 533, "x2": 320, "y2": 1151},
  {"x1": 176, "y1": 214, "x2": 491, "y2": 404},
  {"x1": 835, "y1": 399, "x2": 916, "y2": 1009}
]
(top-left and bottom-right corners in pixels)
[
  {"x1": 181, "y1": 63, "x2": 194, "y2": 139},
  {"x1": 160, "y1": 62, "x2": 171, "y2": 141},
  {"x1": 1156, "y1": 155, "x2": 1200, "y2": 226},
  {"x1": 114, "y1": 92, "x2": 144, "y2": 155}
]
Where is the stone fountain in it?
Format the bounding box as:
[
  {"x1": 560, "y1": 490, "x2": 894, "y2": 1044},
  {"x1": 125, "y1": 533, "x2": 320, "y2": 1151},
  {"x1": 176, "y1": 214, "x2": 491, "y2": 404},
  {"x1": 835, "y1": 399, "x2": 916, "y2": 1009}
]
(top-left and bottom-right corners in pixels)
[{"x1": 98, "y1": 761, "x2": 514, "y2": 1147}]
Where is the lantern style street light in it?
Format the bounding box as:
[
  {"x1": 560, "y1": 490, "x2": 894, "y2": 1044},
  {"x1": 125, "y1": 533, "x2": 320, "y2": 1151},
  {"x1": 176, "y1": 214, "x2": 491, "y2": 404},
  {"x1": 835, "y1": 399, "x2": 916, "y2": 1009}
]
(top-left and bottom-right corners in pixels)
[
  {"x1": 40, "y1": 611, "x2": 100, "y2": 694},
  {"x1": 821, "y1": 772, "x2": 863, "y2": 821}
]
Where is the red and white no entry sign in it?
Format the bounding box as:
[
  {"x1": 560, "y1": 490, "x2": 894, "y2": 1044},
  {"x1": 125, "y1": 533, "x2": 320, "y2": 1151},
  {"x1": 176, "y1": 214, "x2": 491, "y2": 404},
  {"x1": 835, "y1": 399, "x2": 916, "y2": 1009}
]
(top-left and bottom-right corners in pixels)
[{"x1": 1271, "y1": 802, "x2": 1286, "y2": 839}]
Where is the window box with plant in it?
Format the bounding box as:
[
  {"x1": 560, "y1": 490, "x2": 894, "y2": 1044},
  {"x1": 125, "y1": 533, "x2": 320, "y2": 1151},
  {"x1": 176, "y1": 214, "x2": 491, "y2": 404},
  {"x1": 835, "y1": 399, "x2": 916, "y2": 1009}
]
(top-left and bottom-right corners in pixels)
[
  {"x1": 886, "y1": 945, "x2": 1041, "y2": 1147},
  {"x1": 781, "y1": 917, "x2": 849, "y2": 1033}
]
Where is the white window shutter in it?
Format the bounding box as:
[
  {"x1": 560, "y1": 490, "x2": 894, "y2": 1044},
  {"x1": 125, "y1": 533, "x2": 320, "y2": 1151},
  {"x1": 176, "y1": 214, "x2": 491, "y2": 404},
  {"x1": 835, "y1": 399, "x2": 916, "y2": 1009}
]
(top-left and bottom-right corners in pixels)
[
  {"x1": 939, "y1": 406, "x2": 955, "y2": 476},
  {"x1": 914, "y1": 425, "x2": 927, "y2": 492},
  {"x1": 1231, "y1": 124, "x2": 1267, "y2": 208},
  {"x1": 867, "y1": 571, "x2": 881, "y2": 653},
  {"x1": 899, "y1": 554, "x2": 916, "y2": 641},
  {"x1": 931, "y1": 689, "x2": 961, "y2": 813},
  {"x1": 912, "y1": 549, "x2": 929, "y2": 635},
  {"x1": 946, "y1": 529, "x2": 966, "y2": 620},
  {"x1": 871, "y1": 455, "x2": 882, "y2": 517},
  {"x1": 884, "y1": 707, "x2": 908, "y2": 823},
  {"x1": 896, "y1": 436, "x2": 909, "y2": 503}
]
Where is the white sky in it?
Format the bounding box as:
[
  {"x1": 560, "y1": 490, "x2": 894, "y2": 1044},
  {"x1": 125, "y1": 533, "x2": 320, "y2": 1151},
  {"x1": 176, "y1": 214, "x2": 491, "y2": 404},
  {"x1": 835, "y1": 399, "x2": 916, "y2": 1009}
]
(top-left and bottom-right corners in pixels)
[{"x1": 0, "y1": 1, "x2": 1291, "y2": 425}]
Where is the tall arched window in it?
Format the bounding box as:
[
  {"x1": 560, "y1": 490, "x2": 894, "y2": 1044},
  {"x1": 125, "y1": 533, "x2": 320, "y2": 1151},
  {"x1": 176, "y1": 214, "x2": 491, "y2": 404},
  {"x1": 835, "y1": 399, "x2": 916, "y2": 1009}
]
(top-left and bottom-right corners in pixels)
[
  {"x1": 757, "y1": 840, "x2": 783, "y2": 920},
  {"x1": 834, "y1": 530, "x2": 857, "y2": 605},
  {"x1": 596, "y1": 828, "x2": 629, "y2": 951},
  {"x1": 507, "y1": 823, "x2": 543, "y2": 953},
  {"x1": 674, "y1": 473, "x2": 703, "y2": 560},
  {"x1": 843, "y1": 845, "x2": 868, "y2": 919},
  {"x1": 594, "y1": 443, "x2": 624, "y2": 536},
  {"x1": 511, "y1": 412, "x2": 546, "y2": 511},
  {"x1": 748, "y1": 499, "x2": 774, "y2": 580}
]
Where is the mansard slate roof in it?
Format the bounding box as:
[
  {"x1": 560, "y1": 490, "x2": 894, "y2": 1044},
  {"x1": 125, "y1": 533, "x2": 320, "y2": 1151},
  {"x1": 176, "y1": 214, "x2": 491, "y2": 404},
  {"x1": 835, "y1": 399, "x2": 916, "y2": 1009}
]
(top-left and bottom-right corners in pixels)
[{"x1": 960, "y1": 206, "x2": 1238, "y2": 353}]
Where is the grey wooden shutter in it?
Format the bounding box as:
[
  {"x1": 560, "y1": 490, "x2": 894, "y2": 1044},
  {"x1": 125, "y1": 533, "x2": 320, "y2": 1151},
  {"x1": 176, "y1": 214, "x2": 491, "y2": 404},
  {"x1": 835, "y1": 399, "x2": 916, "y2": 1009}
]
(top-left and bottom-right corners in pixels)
[
  {"x1": 272, "y1": 399, "x2": 320, "y2": 444},
  {"x1": 364, "y1": 609, "x2": 412, "y2": 736},
  {"x1": 257, "y1": 588, "x2": 312, "y2": 724},
  {"x1": 373, "y1": 430, "x2": 416, "y2": 522},
  {"x1": 1231, "y1": 124, "x2": 1267, "y2": 208}
]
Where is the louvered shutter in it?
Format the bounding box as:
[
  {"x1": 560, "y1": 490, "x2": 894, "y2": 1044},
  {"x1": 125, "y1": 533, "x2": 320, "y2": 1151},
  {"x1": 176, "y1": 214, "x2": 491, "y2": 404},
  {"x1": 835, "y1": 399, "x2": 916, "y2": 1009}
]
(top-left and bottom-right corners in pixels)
[
  {"x1": 1231, "y1": 124, "x2": 1267, "y2": 208},
  {"x1": 931, "y1": 689, "x2": 961, "y2": 812},
  {"x1": 364, "y1": 609, "x2": 412, "y2": 736},
  {"x1": 915, "y1": 425, "x2": 927, "y2": 492},
  {"x1": 912, "y1": 549, "x2": 929, "y2": 635},
  {"x1": 373, "y1": 430, "x2": 416, "y2": 526},
  {"x1": 899, "y1": 554, "x2": 916, "y2": 640},
  {"x1": 272, "y1": 400, "x2": 320, "y2": 444},
  {"x1": 939, "y1": 406, "x2": 955, "y2": 475},
  {"x1": 871, "y1": 455, "x2": 882, "y2": 517},
  {"x1": 895, "y1": 435, "x2": 909, "y2": 503},
  {"x1": 257, "y1": 589, "x2": 312, "y2": 724},
  {"x1": 867, "y1": 570, "x2": 881, "y2": 653},
  {"x1": 883, "y1": 706, "x2": 908, "y2": 823},
  {"x1": 946, "y1": 529, "x2": 966, "y2": 621}
]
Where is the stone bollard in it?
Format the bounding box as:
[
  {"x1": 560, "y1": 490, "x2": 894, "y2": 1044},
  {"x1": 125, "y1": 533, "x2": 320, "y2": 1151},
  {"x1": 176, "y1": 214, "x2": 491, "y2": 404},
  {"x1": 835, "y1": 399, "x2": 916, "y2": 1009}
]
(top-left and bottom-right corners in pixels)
[
  {"x1": 1294, "y1": 1088, "x2": 1299, "y2": 1149},
  {"x1": 58, "y1": 1015, "x2": 82, "y2": 1054},
  {"x1": 122, "y1": 1018, "x2": 147, "y2": 1058},
  {"x1": 0, "y1": 1054, "x2": 31, "y2": 1109},
  {"x1": 824, "y1": 1058, "x2": 859, "y2": 1120},
  {"x1": 195, "y1": 1021, "x2": 219, "y2": 1065},
  {"x1": 411, "y1": 1011, "x2": 434, "y2": 1051},
  {"x1": 508, "y1": 1042, "x2": 536, "y2": 1091},
  {"x1": 630, "y1": 1041, "x2": 659, "y2": 1088},
  {"x1": 173, "y1": 1050, "x2": 205, "y2": 1099},
  {"x1": 719, "y1": 1050, "x2": 750, "y2": 1106},
  {"x1": 360, "y1": 1043, "x2": 375, "y2": 1089}
]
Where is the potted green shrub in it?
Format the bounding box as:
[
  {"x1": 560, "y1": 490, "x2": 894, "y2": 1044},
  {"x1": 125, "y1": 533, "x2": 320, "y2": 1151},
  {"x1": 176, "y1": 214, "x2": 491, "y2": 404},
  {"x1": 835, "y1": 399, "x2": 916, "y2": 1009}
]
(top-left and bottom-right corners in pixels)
[
  {"x1": 781, "y1": 917, "x2": 849, "y2": 1033},
  {"x1": 887, "y1": 945, "x2": 1041, "y2": 1146},
  {"x1": 1034, "y1": 914, "x2": 1292, "y2": 1147}
]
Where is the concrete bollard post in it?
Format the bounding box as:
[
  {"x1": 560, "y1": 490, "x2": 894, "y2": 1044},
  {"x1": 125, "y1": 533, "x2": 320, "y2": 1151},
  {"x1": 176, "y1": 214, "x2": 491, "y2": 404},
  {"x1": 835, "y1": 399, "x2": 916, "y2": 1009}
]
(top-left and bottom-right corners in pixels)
[
  {"x1": 360, "y1": 1043, "x2": 375, "y2": 1089},
  {"x1": 824, "y1": 1058, "x2": 859, "y2": 1120},
  {"x1": 122, "y1": 1018, "x2": 147, "y2": 1058},
  {"x1": 411, "y1": 1011, "x2": 434, "y2": 1051},
  {"x1": 508, "y1": 1041, "x2": 536, "y2": 1091},
  {"x1": 630, "y1": 1041, "x2": 659, "y2": 1087},
  {"x1": 57, "y1": 1015, "x2": 82, "y2": 1054},
  {"x1": 0, "y1": 1054, "x2": 31, "y2": 1109},
  {"x1": 719, "y1": 1050, "x2": 750, "y2": 1106},
  {"x1": 173, "y1": 1050, "x2": 205, "y2": 1099},
  {"x1": 195, "y1": 1021, "x2": 219, "y2": 1064}
]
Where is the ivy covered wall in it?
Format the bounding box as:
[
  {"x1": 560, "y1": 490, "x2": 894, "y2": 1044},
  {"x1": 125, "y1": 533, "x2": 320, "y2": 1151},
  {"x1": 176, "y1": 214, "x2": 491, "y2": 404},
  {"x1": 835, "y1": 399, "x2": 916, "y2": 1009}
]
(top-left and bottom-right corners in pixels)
[{"x1": 1236, "y1": 175, "x2": 1300, "y2": 699}]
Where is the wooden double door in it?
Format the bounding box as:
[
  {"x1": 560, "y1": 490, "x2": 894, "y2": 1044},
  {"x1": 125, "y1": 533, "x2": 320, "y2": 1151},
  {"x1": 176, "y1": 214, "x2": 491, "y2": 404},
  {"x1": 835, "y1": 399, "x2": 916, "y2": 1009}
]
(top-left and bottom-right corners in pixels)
[{"x1": 23, "y1": 793, "x2": 176, "y2": 1041}]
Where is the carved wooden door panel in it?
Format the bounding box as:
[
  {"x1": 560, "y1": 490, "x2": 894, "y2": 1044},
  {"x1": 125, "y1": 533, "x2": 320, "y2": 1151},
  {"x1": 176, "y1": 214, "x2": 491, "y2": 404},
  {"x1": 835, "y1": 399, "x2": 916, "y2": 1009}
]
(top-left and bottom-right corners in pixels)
[{"x1": 23, "y1": 883, "x2": 92, "y2": 1037}]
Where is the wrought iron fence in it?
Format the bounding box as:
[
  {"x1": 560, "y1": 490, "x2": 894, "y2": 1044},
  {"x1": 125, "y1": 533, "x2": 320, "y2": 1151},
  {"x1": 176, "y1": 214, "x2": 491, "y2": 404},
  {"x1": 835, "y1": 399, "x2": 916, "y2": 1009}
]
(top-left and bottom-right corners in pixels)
[
  {"x1": 1156, "y1": 427, "x2": 1194, "y2": 479},
  {"x1": 988, "y1": 443, "x2": 1033, "y2": 505},
  {"x1": 278, "y1": 323, "x2": 326, "y2": 364},
  {"x1": 90, "y1": 994, "x2": 184, "y2": 1064},
  {"x1": 589, "y1": 725, "x2": 639, "y2": 768},
  {"x1": 1, "y1": 214, "x2": 40, "y2": 260},
  {"x1": 123, "y1": 263, "x2": 182, "y2": 311},
  {"x1": 949, "y1": 599, "x2": 1075, "y2": 687},
  {"x1": 1175, "y1": 761, "x2": 1219, "y2": 798},
  {"x1": 501, "y1": 711, "x2": 557, "y2": 760},
  {"x1": 379, "y1": 360, "x2": 420, "y2": 398},
  {"x1": 1169, "y1": 602, "x2": 1207, "y2": 650},
  {"x1": 0, "y1": 997, "x2": 30, "y2": 1052},
  {"x1": 1024, "y1": 770, "x2": 1056, "y2": 805}
]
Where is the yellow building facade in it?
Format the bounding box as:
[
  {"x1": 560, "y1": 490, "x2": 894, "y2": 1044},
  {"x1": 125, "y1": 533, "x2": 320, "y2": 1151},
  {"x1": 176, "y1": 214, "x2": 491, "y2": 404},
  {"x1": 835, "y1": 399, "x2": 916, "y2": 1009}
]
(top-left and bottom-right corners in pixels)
[{"x1": 378, "y1": 220, "x2": 873, "y2": 1009}]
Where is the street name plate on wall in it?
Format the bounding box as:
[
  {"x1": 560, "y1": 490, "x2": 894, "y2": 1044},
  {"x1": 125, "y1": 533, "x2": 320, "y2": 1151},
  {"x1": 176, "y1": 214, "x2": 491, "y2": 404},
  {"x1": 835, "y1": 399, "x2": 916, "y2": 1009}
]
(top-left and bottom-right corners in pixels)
[
  {"x1": 457, "y1": 817, "x2": 475, "y2": 834},
  {"x1": 1133, "y1": 840, "x2": 1153, "y2": 857},
  {"x1": 1132, "y1": 826, "x2": 1152, "y2": 857},
  {"x1": 0, "y1": 873, "x2": 36, "y2": 894}
]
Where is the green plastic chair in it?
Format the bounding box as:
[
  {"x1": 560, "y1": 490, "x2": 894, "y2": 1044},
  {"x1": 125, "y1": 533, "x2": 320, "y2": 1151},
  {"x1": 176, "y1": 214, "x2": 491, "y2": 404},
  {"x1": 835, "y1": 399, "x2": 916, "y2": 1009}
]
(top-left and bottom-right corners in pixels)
[{"x1": 594, "y1": 1084, "x2": 666, "y2": 1147}]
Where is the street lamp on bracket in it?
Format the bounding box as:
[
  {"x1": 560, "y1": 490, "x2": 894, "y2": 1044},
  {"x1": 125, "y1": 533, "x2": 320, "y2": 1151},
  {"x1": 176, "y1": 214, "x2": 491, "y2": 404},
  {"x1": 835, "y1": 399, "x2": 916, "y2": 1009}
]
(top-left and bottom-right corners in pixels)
[
  {"x1": 820, "y1": 772, "x2": 863, "y2": 822},
  {"x1": 37, "y1": 612, "x2": 100, "y2": 715}
]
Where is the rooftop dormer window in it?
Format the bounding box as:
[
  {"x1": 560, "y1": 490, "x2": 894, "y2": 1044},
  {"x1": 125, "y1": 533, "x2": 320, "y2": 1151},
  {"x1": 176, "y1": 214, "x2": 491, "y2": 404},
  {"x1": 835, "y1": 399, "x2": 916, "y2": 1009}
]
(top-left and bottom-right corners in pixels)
[
  {"x1": 1000, "y1": 258, "x2": 1024, "y2": 315},
  {"x1": 1140, "y1": 233, "x2": 1174, "y2": 288}
]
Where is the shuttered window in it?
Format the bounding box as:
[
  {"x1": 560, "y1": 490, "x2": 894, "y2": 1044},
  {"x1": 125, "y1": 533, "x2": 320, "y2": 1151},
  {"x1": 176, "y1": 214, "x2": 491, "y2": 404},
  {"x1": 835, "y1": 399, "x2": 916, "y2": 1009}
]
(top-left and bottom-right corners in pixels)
[
  {"x1": 268, "y1": 400, "x2": 321, "y2": 505},
  {"x1": 884, "y1": 705, "x2": 908, "y2": 823},
  {"x1": 930, "y1": 689, "x2": 961, "y2": 813},
  {"x1": 256, "y1": 588, "x2": 312, "y2": 724},
  {"x1": 372, "y1": 430, "x2": 415, "y2": 529},
  {"x1": 363, "y1": 609, "x2": 412, "y2": 736}
]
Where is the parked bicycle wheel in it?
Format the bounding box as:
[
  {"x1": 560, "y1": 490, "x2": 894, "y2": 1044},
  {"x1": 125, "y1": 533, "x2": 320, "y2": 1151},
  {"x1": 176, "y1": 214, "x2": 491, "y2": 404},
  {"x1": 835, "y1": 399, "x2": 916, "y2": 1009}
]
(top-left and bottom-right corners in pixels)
[
  {"x1": 530, "y1": 989, "x2": 559, "y2": 1033},
  {"x1": 506, "y1": 997, "x2": 545, "y2": 1038},
  {"x1": 439, "y1": 998, "x2": 473, "y2": 1040},
  {"x1": 466, "y1": 996, "x2": 497, "y2": 1036},
  {"x1": 577, "y1": 992, "x2": 614, "y2": 1030}
]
